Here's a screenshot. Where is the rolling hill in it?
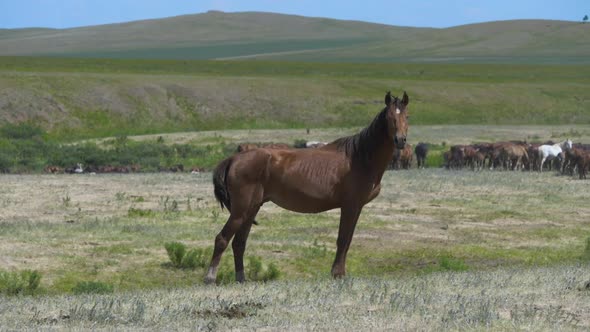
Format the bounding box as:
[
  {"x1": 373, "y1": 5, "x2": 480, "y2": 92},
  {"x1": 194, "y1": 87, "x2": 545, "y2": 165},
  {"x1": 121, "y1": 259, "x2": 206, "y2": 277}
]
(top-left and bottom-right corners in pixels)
[
  {"x1": 0, "y1": 11, "x2": 588, "y2": 63},
  {"x1": 1, "y1": 12, "x2": 589, "y2": 138}
]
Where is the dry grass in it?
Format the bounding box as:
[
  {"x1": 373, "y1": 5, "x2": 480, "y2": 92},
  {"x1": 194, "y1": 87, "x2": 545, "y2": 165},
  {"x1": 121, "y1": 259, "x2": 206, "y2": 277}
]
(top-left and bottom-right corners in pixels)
[{"x1": 0, "y1": 265, "x2": 589, "y2": 330}]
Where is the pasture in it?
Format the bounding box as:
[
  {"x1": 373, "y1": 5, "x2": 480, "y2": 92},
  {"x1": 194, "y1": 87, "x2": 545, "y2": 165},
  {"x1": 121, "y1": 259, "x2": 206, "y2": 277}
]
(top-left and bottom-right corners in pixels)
[{"x1": 1, "y1": 153, "x2": 590, "y2": 328}]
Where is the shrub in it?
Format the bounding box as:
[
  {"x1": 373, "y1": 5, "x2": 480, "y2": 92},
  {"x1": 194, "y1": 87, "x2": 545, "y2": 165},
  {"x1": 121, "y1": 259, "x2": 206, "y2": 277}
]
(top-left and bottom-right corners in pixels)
[
  {"x1": 72, "y1": 281, "x2": 114, "y2": 294},
  {"x1": 264, "y1": 263, "x2": 281, "y2": 281},
  {"x1": 164, "y1": 242, "x2": 186, "y2": 267},
  {"x1": 164, "y1": 242, "x2": 210, "y2": 269},
  {"x1": 127, "y1": 208, "x2": 155, "y2": 218},
  {"x1": 181, "y1": 248, "x2": 210, "y2": 269},
  {"x1": 0, "y1": 269, "x2": 42, "y2": 295}
]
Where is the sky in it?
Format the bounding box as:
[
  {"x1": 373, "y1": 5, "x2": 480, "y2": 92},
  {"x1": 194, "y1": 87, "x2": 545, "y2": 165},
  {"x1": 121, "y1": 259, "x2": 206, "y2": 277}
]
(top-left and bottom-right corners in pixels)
[{"x1": 0, "y1": 0, "x2": 588, "y2": 29}]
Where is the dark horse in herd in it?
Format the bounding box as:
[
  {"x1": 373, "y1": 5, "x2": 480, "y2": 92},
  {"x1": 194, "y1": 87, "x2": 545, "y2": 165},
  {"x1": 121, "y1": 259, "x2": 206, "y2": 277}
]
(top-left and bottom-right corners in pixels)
[{"x1": 205, "y1": 91, "x2": 410, "y2": 284}]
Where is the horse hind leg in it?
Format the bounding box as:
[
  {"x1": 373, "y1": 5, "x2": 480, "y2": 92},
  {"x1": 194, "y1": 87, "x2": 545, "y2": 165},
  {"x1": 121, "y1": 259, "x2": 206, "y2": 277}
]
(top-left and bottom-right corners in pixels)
[
  {"x1": 205, "y1": 185, "x2": 263, "y2": 284},
  {"x1": 232, "y1": 203, "x2": 261, "y2": 283}
]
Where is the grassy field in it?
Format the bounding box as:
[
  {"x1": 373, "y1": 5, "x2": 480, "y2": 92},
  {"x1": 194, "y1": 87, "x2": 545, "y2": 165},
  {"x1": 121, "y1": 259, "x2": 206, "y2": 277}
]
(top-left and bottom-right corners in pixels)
[
  {"x1": 1, "y1": 57, "x2": 590, "y2": 140},
  {"x1": 1, "y1": 167, "x2": 589, "y2": 328},
  {"x1": 2, "y1": 126, "x2": 590, "y2": 328}
]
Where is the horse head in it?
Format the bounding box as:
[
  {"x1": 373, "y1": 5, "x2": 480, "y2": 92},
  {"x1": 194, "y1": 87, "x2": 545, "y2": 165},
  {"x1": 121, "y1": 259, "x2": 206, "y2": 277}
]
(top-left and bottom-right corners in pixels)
[
  {"x1": 384, "y1": 91, "x2": 409, "y2": 149},
  {"x1": 564, "y1": 139, "x2": 573, "y2": 150}
]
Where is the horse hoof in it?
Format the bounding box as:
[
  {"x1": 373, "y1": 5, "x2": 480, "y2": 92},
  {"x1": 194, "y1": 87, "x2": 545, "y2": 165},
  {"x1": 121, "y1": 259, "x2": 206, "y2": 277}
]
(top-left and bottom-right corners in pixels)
[{"x1": 204, "y1": 276, "x2": 216, "y2": 285}]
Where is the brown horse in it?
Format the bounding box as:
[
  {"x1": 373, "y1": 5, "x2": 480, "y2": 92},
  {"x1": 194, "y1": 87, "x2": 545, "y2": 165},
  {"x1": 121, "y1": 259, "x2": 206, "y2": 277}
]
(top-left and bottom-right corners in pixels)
[{"x1": 205, "y1": 91, "x2": 410, "y2": 284}]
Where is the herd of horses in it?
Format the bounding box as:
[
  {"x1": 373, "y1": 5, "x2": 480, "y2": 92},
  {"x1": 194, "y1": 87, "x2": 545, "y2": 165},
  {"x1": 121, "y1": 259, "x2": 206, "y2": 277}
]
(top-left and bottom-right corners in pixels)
[
  {"x1": 379, "y1": 139, "x2": 590, "y2": 179},
  {"x1": 440, "y1": 139, "x2": 590, "y2": 179},
  {"x1": 44, "y1": 163, "x2": 204, "y2": 174}
]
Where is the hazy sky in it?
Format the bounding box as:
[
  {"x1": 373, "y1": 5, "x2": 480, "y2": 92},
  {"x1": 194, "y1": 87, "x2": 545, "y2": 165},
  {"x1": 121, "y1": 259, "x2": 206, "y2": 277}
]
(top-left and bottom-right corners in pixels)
[{"x1": 1, "y1": 0, "x2": 587, "y2": 29}]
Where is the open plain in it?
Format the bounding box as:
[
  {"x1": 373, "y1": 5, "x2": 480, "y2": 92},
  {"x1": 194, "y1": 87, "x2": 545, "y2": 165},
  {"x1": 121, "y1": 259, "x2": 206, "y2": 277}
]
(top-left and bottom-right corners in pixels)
[{"x1": 1, "y1": 145, "x2": 590, "y2": 328}]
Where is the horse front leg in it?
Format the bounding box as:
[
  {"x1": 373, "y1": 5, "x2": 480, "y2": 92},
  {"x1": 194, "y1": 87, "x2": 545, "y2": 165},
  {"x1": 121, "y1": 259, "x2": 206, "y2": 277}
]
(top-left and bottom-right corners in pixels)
[{"x1": 331, "y1": 206, "x2": 362, "y2": 278}]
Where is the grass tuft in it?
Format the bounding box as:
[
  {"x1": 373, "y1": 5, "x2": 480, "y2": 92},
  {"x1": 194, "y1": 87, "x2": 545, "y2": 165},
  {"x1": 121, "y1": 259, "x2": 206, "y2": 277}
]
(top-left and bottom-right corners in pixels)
[{"x1": 0, "y1": 269, "x2": 42, "y2": 296}]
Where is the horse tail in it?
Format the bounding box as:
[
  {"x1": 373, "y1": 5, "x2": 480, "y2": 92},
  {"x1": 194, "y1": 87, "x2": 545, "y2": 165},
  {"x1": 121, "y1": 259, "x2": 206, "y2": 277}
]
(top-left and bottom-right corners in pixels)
[
  {"x1": 213, "y1": 157, "x2": 233, "y2": 211},
  {"x1": 212, "y1": 156, "x2": 260, "y2": 225}
]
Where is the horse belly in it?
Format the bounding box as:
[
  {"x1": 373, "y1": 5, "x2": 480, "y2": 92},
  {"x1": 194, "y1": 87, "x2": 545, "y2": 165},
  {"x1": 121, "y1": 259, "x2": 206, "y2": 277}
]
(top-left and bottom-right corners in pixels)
[
  {"x1": 268, "y1": 189, "x2": 338, "y2": 213},
  {"x1": 263, "y1": 149, "x2": 346, "y2": 213},
  {"x1": 265, "y1": 174, "x2": 340, "y2": 213}
]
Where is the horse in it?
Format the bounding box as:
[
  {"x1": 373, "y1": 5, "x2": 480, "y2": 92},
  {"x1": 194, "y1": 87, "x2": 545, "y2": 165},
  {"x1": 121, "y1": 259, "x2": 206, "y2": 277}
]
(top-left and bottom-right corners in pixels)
[
  {"x1": 538, "y1": 139, "x2": 572, "y2": 172},
  {"x1": 414, "y1": 143, "x2": 429, "y2": 169},
  {"x1": 204, "y1": 91, "x2": 410, "y2": 284},
  {"x1": 305, "y1": 141, "x2": 327, "y2": 148},
  {"x1": 65, "y1": 163, "x2": 83, "y2": 174},
  {"x1": 237, "y1": 143, "x2": 259, "y2": 153},
  {"x1": 391, "y1": 144, "x2": 413, "y2": 169},
  {"x1": 499, "y1": 143, "x2": 529, "y2": 171}
]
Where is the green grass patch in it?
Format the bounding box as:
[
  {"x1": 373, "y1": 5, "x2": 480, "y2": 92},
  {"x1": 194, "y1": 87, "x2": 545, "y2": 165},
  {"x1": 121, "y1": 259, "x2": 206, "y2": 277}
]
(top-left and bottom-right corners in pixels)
[{"x1": 0, "y1": 270, "x2": 42, "y2": 296}]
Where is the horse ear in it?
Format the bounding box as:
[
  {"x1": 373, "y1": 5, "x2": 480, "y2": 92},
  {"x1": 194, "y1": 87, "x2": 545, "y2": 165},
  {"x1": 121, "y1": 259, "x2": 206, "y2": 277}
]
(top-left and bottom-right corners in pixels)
[
  {"x1": 385, "y1": 91, "x2": 392, "y2": 106},
  {"x1": 401, "y1": 91, "x2": 409, "y2": 106}
]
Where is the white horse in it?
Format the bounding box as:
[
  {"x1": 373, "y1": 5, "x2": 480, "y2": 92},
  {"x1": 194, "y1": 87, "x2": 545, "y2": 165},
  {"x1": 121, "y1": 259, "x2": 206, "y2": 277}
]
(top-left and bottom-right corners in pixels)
[
  {"x1": 74, "y1": 163, "x2": 84, "y2": 174},
  {"x1": 538, "y1": 139, "x2": 572, "y2": 172}
]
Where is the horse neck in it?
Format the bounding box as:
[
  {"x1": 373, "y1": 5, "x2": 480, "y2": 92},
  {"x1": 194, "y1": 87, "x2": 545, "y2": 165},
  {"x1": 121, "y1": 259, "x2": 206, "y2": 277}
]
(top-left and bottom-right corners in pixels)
[
  {"x1": 355, "y1": 125, "x2": 395, "y2": 181},
  {"x1": 371, "y1": 138, "x2": 395, "y2": 180}
]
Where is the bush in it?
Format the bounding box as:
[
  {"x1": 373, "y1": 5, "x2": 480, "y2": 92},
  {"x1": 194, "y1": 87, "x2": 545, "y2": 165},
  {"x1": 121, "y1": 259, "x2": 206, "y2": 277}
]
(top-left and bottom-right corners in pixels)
[
  {"x1": 165, "y1": 242, "x2": 186, "y2": 267},
  {"x1": 0, "y1": 269, "x2": 42, "y2": 295},
  {"x1": 181, "y1": 248, "x2": 210, "y2": 269},
  {"x1": 164, "y1": 242, "x2": 210, "y2": 269},
  {"x1": 72, "y1": 281, "x2": 114, "y2": 294}
]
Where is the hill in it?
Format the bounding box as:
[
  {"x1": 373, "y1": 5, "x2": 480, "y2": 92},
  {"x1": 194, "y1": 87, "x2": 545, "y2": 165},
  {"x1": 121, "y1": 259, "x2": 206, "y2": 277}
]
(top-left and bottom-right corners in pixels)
[
  {"x1": 0, "y1": 12, "x2": 588, "y2": 63},
  {"x1": 1, "y1": 58, "x2": 589, "y2": 140}
]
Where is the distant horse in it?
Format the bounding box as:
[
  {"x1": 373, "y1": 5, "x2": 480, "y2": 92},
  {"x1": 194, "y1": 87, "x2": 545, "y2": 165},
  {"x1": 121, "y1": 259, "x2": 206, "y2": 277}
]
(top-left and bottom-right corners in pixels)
[
  {"x1": 205, "y1": 91, "x2": 410, "y2": 284},
  {"x1": 237, "y1": 143, "x2": 259, "y2": 153},
  {"x1": 414, "y1": 143, "x2": 429, "y2": 168},
  {"x1": 391, "y1": 144, "x2": 412, "y2": 169},
  {"x1": 44, "y1": 165, "x2": 62, "y2": 174},
  {"x1": 538, "y1": 139, "x2": 572, "y2": 172},
  {"x1": 577, "y1": 152, "x2": 590, "y2": 179},
  {"x1": 65, "y1": 163, "x2": 83, "y2": 174},
  {"x1": 305, "y1": 141, "x2": 327, "y2": 148}
]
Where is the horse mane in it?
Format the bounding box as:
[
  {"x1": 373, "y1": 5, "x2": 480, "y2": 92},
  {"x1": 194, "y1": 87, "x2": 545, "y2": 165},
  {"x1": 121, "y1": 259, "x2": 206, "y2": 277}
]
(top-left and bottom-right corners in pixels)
[{"x1": 329, "y1": 107, "x2": 389, "y2": 167}]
